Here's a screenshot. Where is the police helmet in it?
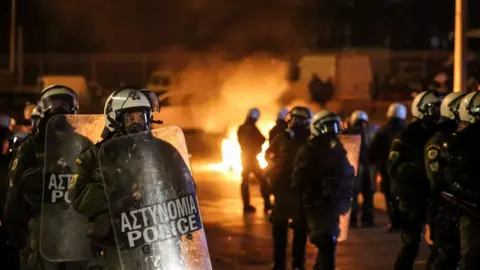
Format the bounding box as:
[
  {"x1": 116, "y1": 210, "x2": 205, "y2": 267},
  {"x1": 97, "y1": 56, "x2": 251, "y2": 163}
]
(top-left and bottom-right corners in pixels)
[
  {"x1": 349, "y1": 110, "x2": 368, "y2": 126},
  {"x1": 276, "y1": 108, "x2": 289, "y2": 121},
  {"x1": 411, "y1": 91, "x2": 443, "y2": 120},
  {"x1": 247, "y1": 108, "x2": 261, "y2": 121},
  {"x1": 139, "y1": 89, "x2": 161, "y2": 113},
  {"x1": 39, "y1": 85, "x2": 79, "y2": 117},
  {"x1": 458, "y1": 91, "x2": 480, "y2": 123},
  {"x1": 104, "y1": 88, "x2": 153, "y2": 134},
  {"x1": 440, "y1": 92, "x2": 466, "y2": 121},
  {"x1": 310, "y1": 110, "x2": 342, "y2": 136},
  {"x1": 287, "y1": 106, "x2": 312, "y2": 127},
  {"x1": 387, "y1": 103, "x2": 407, "y2": 120}
]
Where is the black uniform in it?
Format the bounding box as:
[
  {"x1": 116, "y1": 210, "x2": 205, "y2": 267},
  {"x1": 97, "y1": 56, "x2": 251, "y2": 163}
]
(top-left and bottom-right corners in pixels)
[
  {"x1": 346, "y1": 123, "x2": 375, "y2": 227},
  {"x1": 267, "y1": 129, "x2": 309, "y2": 270},
  {"x1": 237, "y1": 119, "x2": 270, "y2": 210},
  {"x1": 0, "y1": 128, "x2": 21, "y2": 270},
  {"x1": 3, "y1": 133, "x2": 44, "y2": 269},
  {"x1": 388, "y1": 120, "x2": 438, "y2": 270},
  {"x1": 292, "y1": 134, "x2": 355, "y2": 270},
  {"x1": 268, "y1": 120, "x2": 288, "y2": 144},
  {"x1": 424, "y1": 120, "x2": 460, "y2": 270},
  {"x1": 440, "y1": 123, "x2": 480, "y2": 269},
  {"x1": 369, "y1": 118, "x2": 407, "y2": 229}
]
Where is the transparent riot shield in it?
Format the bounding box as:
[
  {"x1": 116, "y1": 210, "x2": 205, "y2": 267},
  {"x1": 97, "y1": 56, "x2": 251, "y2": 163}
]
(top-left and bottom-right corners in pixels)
[
  {"x1": 338, "y1": 134, "x2": 361, "y2": 242},
  {"x1": 40, "y1": 114, "x2": 105, "y2": 262},
  {"x1": 99, "y1": 126, "x2": 212, "y2": 270}
]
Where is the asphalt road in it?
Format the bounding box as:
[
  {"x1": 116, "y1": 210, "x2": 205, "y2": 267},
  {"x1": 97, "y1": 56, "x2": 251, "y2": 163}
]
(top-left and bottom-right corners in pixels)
[{"x1": 191, "y1": 165, "x2": 430, "y2": 270}]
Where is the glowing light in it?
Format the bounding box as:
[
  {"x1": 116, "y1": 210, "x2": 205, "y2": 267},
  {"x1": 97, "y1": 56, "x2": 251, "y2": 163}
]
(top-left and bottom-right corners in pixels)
[{"x1": 208, "y1": 121, "x2": 275, "y2": 181}]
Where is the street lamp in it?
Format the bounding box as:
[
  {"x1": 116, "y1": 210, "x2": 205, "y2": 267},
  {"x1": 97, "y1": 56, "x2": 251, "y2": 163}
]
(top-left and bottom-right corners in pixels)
[
  {"x1": 9, "y1": 0, "x2": 16, "y2": 73},
  {"x1": 453, "y1": 0, "x2": 467, "y2": 93}
]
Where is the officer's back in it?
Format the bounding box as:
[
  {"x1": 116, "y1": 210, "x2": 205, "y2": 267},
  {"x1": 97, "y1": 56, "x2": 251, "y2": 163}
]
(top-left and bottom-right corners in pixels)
[
  {"x1": 237, "y1": 108, "x2": 265, "y2": 157},
  {"x1": 369, "y1": 104, "x2": 407, "y2": 177}
]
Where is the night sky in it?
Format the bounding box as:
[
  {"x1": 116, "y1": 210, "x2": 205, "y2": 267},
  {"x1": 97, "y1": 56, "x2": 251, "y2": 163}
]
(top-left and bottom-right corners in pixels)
[{"x1": 0, "y1": 0, "x2": 479, "y2": 54}]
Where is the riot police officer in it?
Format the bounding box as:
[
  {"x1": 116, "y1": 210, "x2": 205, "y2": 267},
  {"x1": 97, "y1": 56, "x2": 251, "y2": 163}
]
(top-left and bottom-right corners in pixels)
[
  {"x1": 369, "y1": 103, "x2": 407, "y2": 232},
  {"x1": 424, "y1": 92, "x2": 465, "y2": 270},
  {"x1": 292, "y1": 110, "x2": 355, "y2": 270},
  {"x1": 70, "y1": 88, "x2": 211, "y2": 269},
  {"x1": 266, "y1": 106, "x2": 311, "y2": 270},
  {"x1": 268, "y1": 108, "x2": 288, "y2": 144},
  {"x1": 237, "y1": 108, "x2": 271, "y2": 213},
  {"x1": 346, "y1": 110, "x2": 376, "y2": 228},
  {"x1": 388, "y1": 90, "x2": 444, "y2": 270},
  {"x1": 440, "y1": 91, "x2": 480, "y2": 269},
  {"x1": 70, "y1": 88, "x2": 160, "y2": 266},
  {"x1": 3, "y1": 85, "x2": 80, "y2": 270}
]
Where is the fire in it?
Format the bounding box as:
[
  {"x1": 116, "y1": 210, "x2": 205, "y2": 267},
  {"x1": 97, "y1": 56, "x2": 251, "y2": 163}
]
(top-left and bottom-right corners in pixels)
[{"x1": 208, "y1": 121, "x2": 275, "y2": 180}]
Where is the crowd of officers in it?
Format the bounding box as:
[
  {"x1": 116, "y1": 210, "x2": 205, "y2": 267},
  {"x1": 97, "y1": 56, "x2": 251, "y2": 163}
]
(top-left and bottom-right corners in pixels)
[
  {"x1": 2, "y1": 84, "x2": 480, "y2": 270},
  {"x1": 237, "y1": 89, "x2": 480, "y2": 270}
]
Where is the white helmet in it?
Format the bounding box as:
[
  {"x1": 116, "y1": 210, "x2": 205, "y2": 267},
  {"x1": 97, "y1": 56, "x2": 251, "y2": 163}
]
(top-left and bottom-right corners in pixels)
[
  {"x1": 310, "y1": 110, "x2": 342, "y2": 136},
  {"x1": 104, "y1": 88, "x2": 153, "y2": 132},
  {"x1": 287, "y1": 106, "x2": 313, "y2": 129},
  {"x1": 39, "y1": 85, "x2": 79, "y2": 117},
  {"x1": 277, "y1": 108, "x2": 289, "y2": 121},
  {"x1": 349, "y1": 110, "x2": 368, "y2": 126},
  {"x1": 387, "y1": 103, "x2": 407, "y2": 120},
  {"x1": 440, "y1": 92, "x2": 466, "y2": 120},
  {"x1": 247, "y1": 108, "x2": 260, "y2": 121},
  {"x1": 458, "y1": 91, "x2": 480, "y2": 123},
  {"x1": 411, "y1": 91, "x2": 444, "y2": 119}
]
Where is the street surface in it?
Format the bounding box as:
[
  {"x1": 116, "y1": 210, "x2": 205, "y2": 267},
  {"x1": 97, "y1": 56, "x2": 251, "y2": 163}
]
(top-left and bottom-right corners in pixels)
[{"x1": 192, "y1": 164, "x2": 429, "y2": 270}]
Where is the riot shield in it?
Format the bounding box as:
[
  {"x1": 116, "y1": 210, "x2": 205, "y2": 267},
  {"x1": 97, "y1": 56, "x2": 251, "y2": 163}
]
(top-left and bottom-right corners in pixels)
[
  {"x1": 99, "y1": 126, "x2": 212, "y2": 270},
  {"x1": 338, "y1": 134, "x2": 361, "y2": 242},
  {"x1": 40, "y1": 114, "x2": 104, "y2": 262}
]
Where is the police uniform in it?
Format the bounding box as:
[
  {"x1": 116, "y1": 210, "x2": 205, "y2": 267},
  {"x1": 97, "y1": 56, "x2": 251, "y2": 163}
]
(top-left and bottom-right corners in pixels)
[
  {"x1": 369, "y1": 118, "x2": 407, "y2": 229},
  {"x1": 267, "y1": 129, "x2": 309, "y2": 270},
  {"x1": 237, "y1": 120, "x2": 270, "y2": 210},
  {"x1": 292, "y1": 134, "x2": 354, "y2": 270},
  {"x1": 441, "y1": 123, "x2": 480, "y2": 269},
  {"x1": 388, "y1": 120, "x2": 438, "y2": 270},
  {"x1": 268, "y1": 120, "x2": 288, "y2": 144},
  {"x1": 423, "y1": 120, "x2": 460, "y2": 270},
  {"x1": 3, "y1": 133, "x2": 45, "y2": 269}
]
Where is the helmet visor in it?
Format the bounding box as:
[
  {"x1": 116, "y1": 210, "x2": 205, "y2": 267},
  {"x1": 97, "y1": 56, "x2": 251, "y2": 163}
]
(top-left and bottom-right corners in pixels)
[
  {"x1": 120, "y1": 108, "x2": 150, "y2": 134},
  {"x1": 319, "y1": 121, "x2": 341, "y2": 135},
  {"x1": 41, "y1": 94, "x2": 76, "y2": 114},
  {"x1": 419, "y1": 102, "x2": 441, "y2": 117}
]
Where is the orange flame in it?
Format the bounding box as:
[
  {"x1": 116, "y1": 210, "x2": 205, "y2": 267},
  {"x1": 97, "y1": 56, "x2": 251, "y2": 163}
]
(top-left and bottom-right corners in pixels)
[{"x1": 208, "y1": 121, "x2": 275, "y2": 180}]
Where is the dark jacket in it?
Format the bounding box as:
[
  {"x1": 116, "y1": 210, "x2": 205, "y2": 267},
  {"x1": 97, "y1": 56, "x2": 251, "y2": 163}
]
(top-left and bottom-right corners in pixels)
[
  {"x1": 266, "y1": 129, "x2": 309, "y2": 222},
  {"x1": 237, "y1": 120, "x2": 265, "y2": 157},
  {"x1": 292, "y1": 134, "x2": 355, "y2": 236},
  {"x1": 388, "y1": 120, "x2": 438, "y2": 213},
  {"x1": 3, "y1": 133, "x2": 44, "y2": 248},
  {"x1": 268, "y1": 120, "x2": 288, "y2": 144},
  {"x1": 369, "y1": 118, "x2": 407, "y2": 179}
]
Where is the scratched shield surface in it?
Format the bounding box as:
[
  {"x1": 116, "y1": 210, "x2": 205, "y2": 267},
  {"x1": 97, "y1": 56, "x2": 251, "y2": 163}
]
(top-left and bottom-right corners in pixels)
[
  {"x1": 99, "y1": 126, "x2": 211, "y2": 270},
  {"x1": 40, "y1": 114, "x2": 104, "y2": 262}
]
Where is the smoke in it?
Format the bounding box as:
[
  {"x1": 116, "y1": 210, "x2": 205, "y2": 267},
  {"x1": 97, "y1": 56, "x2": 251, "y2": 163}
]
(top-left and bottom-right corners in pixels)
[
  {"x1": 39, "y1": 0, "x2": 315, "y2": 132},
  {"x1": 164, "y1": 52, "x2": 290, "y2": 133}
]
